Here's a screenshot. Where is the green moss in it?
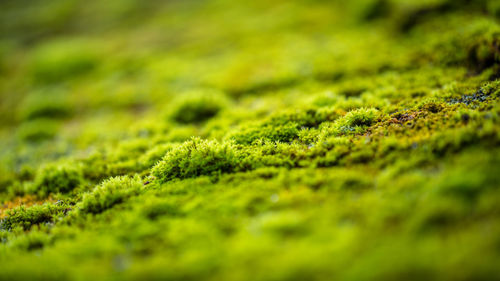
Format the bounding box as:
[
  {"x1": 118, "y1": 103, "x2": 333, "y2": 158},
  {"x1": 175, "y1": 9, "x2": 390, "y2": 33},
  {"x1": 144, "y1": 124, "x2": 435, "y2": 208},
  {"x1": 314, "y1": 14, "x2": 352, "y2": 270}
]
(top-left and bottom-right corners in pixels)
[
  {"x1": 17, "y1": 118, "x2": 60, "y2": 142},
  {"x1": 31, "y1": 163, "x2": 84, "y2": 195},
  {"x1": 138, "y1": 143, "x2": 175, "y2": 169},
  {"x1": 168, "y1": 91, "x2": 230, "y2": 124},
  {"x1": 1, "y1": 203, "x2": 67, "y2": 231},
  {"x1": 18, "y1": 89, "x2": 73, "y2": 121},
  {"x1": 229, "y1": 108, "x2": 340, "y2": 145},
  {"x1": 77, "y1": 175, "x2": 143, "y2": 214},
  {"x1": 151, "y1": 138, "x2": 238, "y2": 183},
  {"x1": 231, "y1": 121, "x2": 301, "y2": 145},
  {"x1": 29, "y1": 39, "x2": 99, "y2": 84},
  {"x1": 329, "y1": 107, "x2": 380, "y2": 135},
  {"x1": 426, "y1": 20, "x2": 500, "y2": 74},
  {"x1": 139, "y1": 197, "x2": 183, "y2": 220},
  {"x1": 8, "y1": 230, "x2": 53, "y2": 251},
  {"x1": 0, "y1": 0, "x2": 499, "y2": 280}
]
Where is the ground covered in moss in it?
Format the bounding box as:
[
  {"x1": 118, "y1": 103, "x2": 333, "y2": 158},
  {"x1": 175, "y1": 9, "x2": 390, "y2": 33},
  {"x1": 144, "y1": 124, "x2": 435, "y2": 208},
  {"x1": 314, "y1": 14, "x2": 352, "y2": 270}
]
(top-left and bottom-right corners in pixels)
[{"x1": 1, "y1": 0, "x2": 500, "y2": 280}]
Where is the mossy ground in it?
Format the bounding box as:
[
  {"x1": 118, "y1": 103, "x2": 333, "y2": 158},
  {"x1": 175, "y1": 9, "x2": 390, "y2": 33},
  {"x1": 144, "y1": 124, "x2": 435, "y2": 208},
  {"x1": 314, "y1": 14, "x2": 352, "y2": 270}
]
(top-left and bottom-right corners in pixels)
[{"x1": 1, "y1": 0, "x2": 500, "y2": 280}]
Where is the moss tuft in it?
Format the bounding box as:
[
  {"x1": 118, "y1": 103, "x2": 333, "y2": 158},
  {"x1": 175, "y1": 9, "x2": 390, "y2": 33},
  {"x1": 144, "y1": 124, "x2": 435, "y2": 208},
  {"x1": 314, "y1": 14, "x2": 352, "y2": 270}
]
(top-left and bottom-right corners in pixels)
[
  {"x1": 1, "y1": 203, "x2": 67, "y2": 231},
  {"x1": 18, "y1": 89, "x2": 73, "y2": 121},
  {"x1": 151, "y1": 138, "x2": 238, "y2": 183},
  {"x1": 29, "y1": 39, "x2": 99, "y2": 84},
  {"x1": 168, "y1": 91, "x2": 230, "y2": 124},
  {"x1": 17, "y1": 118, "x2": 60, "y2": 142},
  {"x1": 78, "y1": 175, "x2": 143, "y2": 214},
  {"x1": 32, "y1": 163, "x2": 84, "y2": 195},
  {"x1": 330, "y1": 108, "x2": 380, "y2": 135}
]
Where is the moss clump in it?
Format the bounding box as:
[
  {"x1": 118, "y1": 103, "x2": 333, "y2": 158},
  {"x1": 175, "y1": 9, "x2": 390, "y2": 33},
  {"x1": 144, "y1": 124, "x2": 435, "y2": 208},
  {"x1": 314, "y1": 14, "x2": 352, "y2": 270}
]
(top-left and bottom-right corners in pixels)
[
  {"x1": 8, "y1": 230, "x2": 53, "y2": 251},
  {"x1": 419, "y1": 101, "x2": 444, "y2": 113},
  {"x1": 231, "y1": 121, "x2": 301, "y2": 145},
  {"x1": 140, "y1": 197, "x2": 183, "y2": 220},
  {"x1": 17, "y1": 118, "x2": 60, "y2": 142},
  {"x1": 0, "y1": 203, "x2": 67, "y2": 231},
  {"x1": 229, "y1": 108, "x2": 339, "y2": 145},
  {"x1": 330, "y1": 108, "x2": 379, "y2": 135},
  {"x1": 29, "y1": 39, "x2": 98, "y2": 84},
  {"x1": 427, "y1": 20, "x2": 500, "y2": 75},
  {"x1": 32, "y1": 163, "x2": 84, "y2": 195},
  {"x1": 138, "y1": 143, "x2": 175, "y2": 169},
  {"x1": 361, "y1": 0, "x2": 392, "y2": 21},
  {"x1": 77, "y1": 175, "x2": 143, "y2": 214},
  {"x1": 168, "y1": 91, "x2": 230, "y2": 124},
  {"x1": 19, "y1": 89, "x2": 73, "y2": 121},
  {"x1": 151, "y1": 138, "x2": 239, "y2": 183}
]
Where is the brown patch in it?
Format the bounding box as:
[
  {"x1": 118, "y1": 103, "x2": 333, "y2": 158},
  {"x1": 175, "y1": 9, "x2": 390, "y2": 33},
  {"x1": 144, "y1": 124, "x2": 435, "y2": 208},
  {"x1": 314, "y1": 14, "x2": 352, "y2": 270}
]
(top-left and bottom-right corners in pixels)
[
  {"x1": 389, "y1": 111, "x2": 421, "y2": 124},
  {"x1": 0, "y1": 195, "x2": 56, "y2": 218}
]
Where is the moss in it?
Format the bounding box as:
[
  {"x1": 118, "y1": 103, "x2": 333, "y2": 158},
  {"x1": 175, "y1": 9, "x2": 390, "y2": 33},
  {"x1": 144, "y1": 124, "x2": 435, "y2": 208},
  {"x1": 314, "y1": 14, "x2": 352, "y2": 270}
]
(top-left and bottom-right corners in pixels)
[
  {"x1": 0, "y1": 0, "x2": 499, "y2": 280},
  {"x1": 427, "y1": 20, "x2": 500, "y2": 74},
  {"x1": 168, "y1": 90, "x2": 230, "y2": 124},
  {"x1": 230, "y1": 121, "x2": 301, "y2": 145},
  {"x1": 151, "y1": 138, "x2": 239, "y2": 183},
  {"x1": 487, "y1": 0, "x2": 500, "y2": 19},
  {"x1": 31, "y1": 163, "x2": 84, "y2": 196},
  {"x1": 18, "y1": 89, "x2": 73, "y2": 121},
  {"x1": 77, "y1": 175, "x2": 143, "y2": 214},
  {"x1": 1, "y1": 203, "x2": 67, "y2": 231},
  {"x1": 361, "y1": 0, "x2": 392, "y2": 21},
  {"x1": 419, "y1": 101, "x2": 444, "y2": 113},
  {"x1": 329, "y1": 107, "x2": 380, "y2": 135},
  {"x1": 140, "y1": 197, "x2": 183, "y2": 220},
  {"x1": 8, "y1": 230, "x2": 53, "y2": 251},
  {"x1": 28, "y1": 39, "x2": 99, "y2": 84},
  {"x1": 229, "y1": 108, "x2": 339, "y2": 145},
  {"x1": 138, "y1": 143, "x2": 175, "y2": 169},
  {"x1": 16, "y1": 118, "x2": 60, "y2": 142}
]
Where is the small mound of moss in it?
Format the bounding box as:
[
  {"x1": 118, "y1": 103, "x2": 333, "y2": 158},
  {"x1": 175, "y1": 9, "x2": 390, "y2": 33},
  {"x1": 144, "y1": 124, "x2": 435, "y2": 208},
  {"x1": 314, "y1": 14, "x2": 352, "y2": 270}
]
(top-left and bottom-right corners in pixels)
[
  {"x1": 0, "y1": 203, "x2": 67, "y2": 231},
  {"x1": 17, "y1": 118, "x2": 60, "y2": 142},
  {"x1": 230, "y1": 108, "x2": 340, "y2": 145},
  {"x1": 138, "y1": 143, "x2": 175, "y2": 169},
  {"x1": 329, "y1": 107, "x2": 380, "y2": 135},
  {"x1": 19, "y1": 89, "x2": 73, "y2": 121},
  {"x1": 151, "y1": 138, "x2": 239, "y2": 183},
  {"x1": 77, "y1": 175, "x2": 143, "y2": 214},
  {"x1": 426, "y1": 20, "x2": 500, "y2": 75},
  {"x1": 168, "y1": 90, "x2": 230, "y2": 124},
  {"x1": 29, "y1": 39, "x2": 99, "y2": 84},
  {"x1": 32, "y1": 163, "x2": 84, "y2": 195}
]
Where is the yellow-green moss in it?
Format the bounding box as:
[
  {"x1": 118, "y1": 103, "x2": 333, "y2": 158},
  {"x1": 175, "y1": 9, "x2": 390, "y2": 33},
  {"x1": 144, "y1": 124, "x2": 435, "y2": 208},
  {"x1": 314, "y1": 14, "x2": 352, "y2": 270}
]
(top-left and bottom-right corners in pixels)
[{"x1": 0, "y1": 0, "x2": 499, "y2": 280}]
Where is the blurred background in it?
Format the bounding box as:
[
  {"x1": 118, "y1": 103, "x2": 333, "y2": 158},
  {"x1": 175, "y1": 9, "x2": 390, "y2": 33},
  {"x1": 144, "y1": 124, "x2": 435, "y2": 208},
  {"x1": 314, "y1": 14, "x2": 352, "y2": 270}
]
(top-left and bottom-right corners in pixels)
[{"x1": 0, "y1": 0, "x2": 499, "y2": 193}]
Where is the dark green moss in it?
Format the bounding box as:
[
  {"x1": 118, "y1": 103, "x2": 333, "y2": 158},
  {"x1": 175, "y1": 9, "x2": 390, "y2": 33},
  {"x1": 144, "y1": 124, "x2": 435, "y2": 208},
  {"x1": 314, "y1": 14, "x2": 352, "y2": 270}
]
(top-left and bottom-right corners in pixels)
[
  {"x1": 17, "y1": 118, "x2": 60, "y2": 142},
  {"x1": 168, "y1": 91, "x2": 230, "y2": 124},
  {"x1": 229, "y1": 108, "x2": 339, "y2": 145},
  {"x1": 1, "y1": 203, "x2": 67, "y2": 231},
  {"x1": 19, "y1": 89, "x2": 73, "y2": 121},
  {"x1": 32, "y1": 163, "x2": 84, "y2": 195},
  {"x1": 29, "y1": 40, "x2": 98, "y2": 84},
  {"x1": 361, "y1": 0, "x2": 392, "y2": 21}
]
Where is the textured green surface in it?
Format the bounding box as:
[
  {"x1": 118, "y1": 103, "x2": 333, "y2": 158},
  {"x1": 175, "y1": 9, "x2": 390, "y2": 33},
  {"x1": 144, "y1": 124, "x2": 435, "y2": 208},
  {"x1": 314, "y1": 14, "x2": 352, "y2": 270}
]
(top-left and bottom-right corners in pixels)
[{"x1": 1, "y1": 0, "x2": 500, "y2": 280}]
